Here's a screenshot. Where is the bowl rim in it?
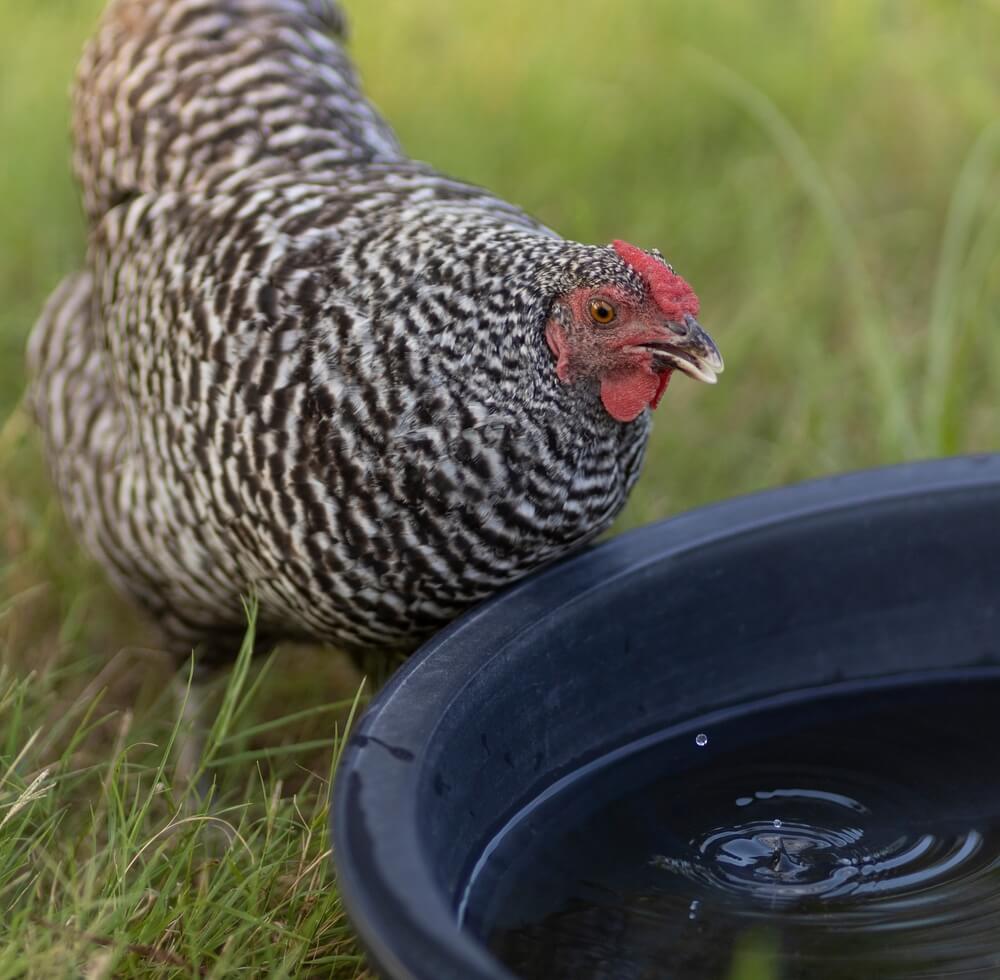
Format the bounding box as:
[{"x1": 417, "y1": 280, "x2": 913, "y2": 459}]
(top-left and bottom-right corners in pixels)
[{"x1": 331, "y1": 453, "x2": 1000, "y2": 980}]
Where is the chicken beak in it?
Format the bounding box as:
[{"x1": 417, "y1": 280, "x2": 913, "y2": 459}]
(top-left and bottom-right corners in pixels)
[{"x1": 646, "y1": 314, "x2": 724, "y2": 385}]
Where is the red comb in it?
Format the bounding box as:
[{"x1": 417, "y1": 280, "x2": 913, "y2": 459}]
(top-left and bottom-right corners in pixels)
[{"x1": 613, "y1": 240, "x2": 699, "y2": 321}]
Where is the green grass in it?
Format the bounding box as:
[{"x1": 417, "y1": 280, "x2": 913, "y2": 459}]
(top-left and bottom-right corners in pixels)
[
  {"x1": 1, "y1": 607, "x2": 370, "y2": 978},
  {"x1": 3, "y1": 0, "x2": 1000, "y2": 976}
]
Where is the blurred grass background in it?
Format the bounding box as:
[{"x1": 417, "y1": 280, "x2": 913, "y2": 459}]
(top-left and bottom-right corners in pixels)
[{"x1": 1, "y1": 0, "x2": 999, "y2": 976}]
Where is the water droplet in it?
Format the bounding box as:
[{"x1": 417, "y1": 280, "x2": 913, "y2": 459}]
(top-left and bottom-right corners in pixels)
[
  {"x1": 735, "y1": 796, "x2": 753, "y2": 807},
  {"x1": 688, "y1": 898, "x2": 700, "y2": 920},
  {"x1": 773, "y1": 819, "x2": 783, "y2": 830},
  {"x1": 695, "y1": 733, "x2": 708, "y2": 747}
]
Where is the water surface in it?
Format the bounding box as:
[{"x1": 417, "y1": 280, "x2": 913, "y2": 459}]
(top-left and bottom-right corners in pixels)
[{"x1": 466, "y1": 675, "x2": 1000, "y2": 979}]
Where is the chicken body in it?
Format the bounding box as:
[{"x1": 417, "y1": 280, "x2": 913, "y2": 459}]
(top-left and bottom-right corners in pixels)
[{"x1": 28, "y1": 0, "x2": 720, "y2": 661}]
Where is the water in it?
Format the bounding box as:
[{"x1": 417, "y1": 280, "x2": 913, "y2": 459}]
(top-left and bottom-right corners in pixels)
[{"x1": 465, "y1": 675, "x2": 1000, "y2": 979}]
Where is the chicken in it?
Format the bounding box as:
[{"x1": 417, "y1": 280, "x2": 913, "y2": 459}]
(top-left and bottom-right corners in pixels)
[{"x1": 27, "y1": 0, "x2": 723, "y2": 665}]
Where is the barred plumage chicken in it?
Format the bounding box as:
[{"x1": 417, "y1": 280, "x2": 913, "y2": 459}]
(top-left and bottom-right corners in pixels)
[{"x1": 27, "y1": 0, "x2": 723, "y2": 664}]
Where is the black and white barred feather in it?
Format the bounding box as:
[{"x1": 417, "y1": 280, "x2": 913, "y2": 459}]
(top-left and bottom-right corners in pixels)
[{"x1": 28, "y1": 0, "x2": 656, "y2": 661}]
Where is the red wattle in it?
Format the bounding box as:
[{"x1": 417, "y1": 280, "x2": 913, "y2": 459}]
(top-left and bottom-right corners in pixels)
[
  {"x1": 600, "y1": 368, "x2": 661, "y2": 423},
  {"x1": 651, "y1": 369, "x2": 672, "y2": 408}
]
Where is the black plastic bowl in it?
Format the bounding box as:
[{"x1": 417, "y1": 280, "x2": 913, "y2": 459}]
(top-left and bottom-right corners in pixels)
[{"x1": 331, "y1": 456, "x2": 1000, "y2": 980}]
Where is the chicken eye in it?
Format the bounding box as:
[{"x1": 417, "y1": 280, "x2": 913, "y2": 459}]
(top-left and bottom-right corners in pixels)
[{"x1": 588, "y1": 298, "x2": 617, "y2": 325}]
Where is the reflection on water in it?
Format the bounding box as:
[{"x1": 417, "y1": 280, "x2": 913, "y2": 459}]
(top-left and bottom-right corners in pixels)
[{"x1": 464, "y1": 675, "x2": 1000, "y2": 979}]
